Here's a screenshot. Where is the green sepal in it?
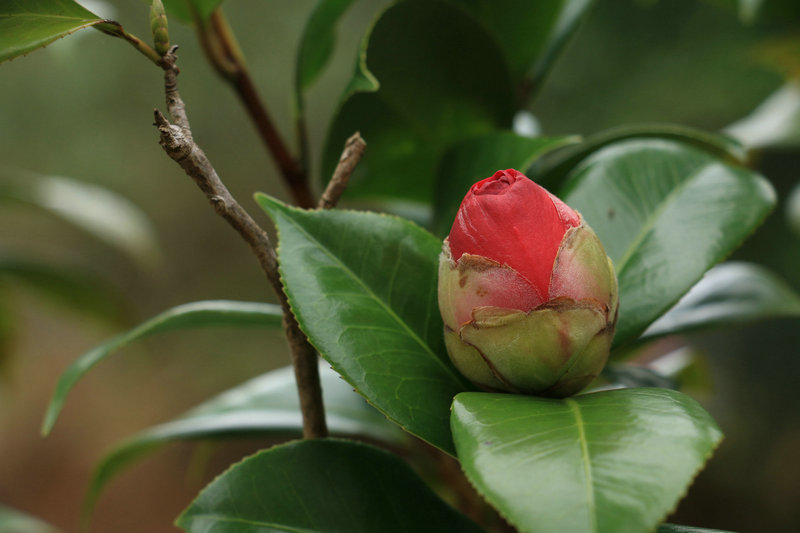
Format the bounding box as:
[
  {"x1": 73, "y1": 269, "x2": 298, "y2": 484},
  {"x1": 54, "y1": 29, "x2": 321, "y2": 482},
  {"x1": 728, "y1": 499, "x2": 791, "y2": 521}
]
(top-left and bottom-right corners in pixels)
[{"x1": 456, "y1": 301, "x2": 610, "y2": 396}]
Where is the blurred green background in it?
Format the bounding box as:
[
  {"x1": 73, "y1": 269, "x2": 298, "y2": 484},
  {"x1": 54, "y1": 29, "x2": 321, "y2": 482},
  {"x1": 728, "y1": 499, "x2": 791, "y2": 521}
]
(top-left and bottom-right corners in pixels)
[{"x1": 1, "y1": 0, "x2": 798, "y2": 531}]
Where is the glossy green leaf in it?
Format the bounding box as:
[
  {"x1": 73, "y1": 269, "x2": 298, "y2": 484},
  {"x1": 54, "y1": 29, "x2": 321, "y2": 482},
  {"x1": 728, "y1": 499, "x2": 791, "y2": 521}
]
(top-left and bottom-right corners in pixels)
[
  {"x1": 257, "y1": 195, "x2": 473, "y2": 454},
  {"x1": 293, "y1": 0, "x2": 358, "y2": 170},
  {"x1": 322, "y1": 0, "x2": 515, "y2": 203},
  {"x1": 432, "y1": 132, "x2": 579, "y2": 236},
  {"x1": 641, "y1": 262, "x2": 800, "y2": 342},
  {"x1": 657, "y1": 348, "x2": 714, "y2": 395},
  {"x1": 297, "y1": 0, "x2": 357, "y2": 92},
  {"x1": 606, "y1": 346, "x2": 714, "y2": 395},
  {"x1": 561, "y1": 139, "x2": 775, "y2": 346},
  {"x1": 371, "y1": 200, "x2": 434, "y2": 229},
  {"x1": 86, "y1": 363, "x2": 408, "y2": 517},
  {"x1": 0, "y1": 0, "x2": 103, "y2": 63},
  {"x1": 451, "y1": 388, "x2": 723, "y2": 533},
  {"x1": 0, "y1": 169, "x2": 160, "y2": 267},
  {"x1": 532, "y1": 124, "x2": 746, "y2": 192},
  {"x1": 0, "y1": 255, "x2": 123, "y2": 322},
  {"x1": 176, "y1": 439, "x2": 483, "y2": 532},
  {"x1": 658, "y1": 524, "x2": 734, "y2": 533},
  {"x1": 448, "y1": 0, "x2": 592, "y2": 92},
  {"x1": 601, "y1": 364, "x2": 677, "y2": 390},
  {"x1": 0, "y1": 505, "x2": 60, "y2": 533},
  {"x1": 42, "y1": 300, "x2": 283, "y2": 436},
  {"x1": 725, "y1": 81, "x2": 800, "y2": 150}
]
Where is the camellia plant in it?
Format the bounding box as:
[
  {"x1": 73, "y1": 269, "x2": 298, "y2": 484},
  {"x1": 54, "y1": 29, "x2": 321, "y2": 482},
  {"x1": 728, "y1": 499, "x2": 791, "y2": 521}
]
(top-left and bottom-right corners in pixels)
[{"x1": 2, "y1": 1, "x2": 799, "y2": 532}]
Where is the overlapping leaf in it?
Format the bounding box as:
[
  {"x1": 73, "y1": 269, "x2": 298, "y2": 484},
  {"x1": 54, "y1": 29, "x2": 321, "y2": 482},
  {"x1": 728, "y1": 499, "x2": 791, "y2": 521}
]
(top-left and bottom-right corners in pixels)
[
  {"x1": 322, "y1": 0, "x2": 596, "y2": 203},
  {"x1": 321, "y1": 0, "x2": 516, "y2": 202},
  {"x1": 296, "y1": 0, "x2": 357, "y2": 93},
  {"x1": 602, "y1": 364, "x2": 678, "y2": 390},
  {"x1": 86, "y1": 363, "x2": 408, "y2": 516},
  {"x1": 293, "y1": 0, "x2": 360, "y2": 174},
  {"x1": 560, "y1": 139, "x2": 775, "y2": 346},
  {"x1": 641, "y1": 262, "x2": 800, "y2": 342},
  {"x1": 42, "y1": 300, "x2": 283, "y2": 435},
  {"x1": 532, "y1": 123, "x2": 746, "y2": 191},
  {"x1": 724, "y1": 82, "x2": 800, "y2": 150},
  {"x1": 0, "y1": 0, "x2": 103, "y2": 63},
  {"x1": 447, "y1": 0, "x2": 593, "y2": 91},
  {"x1": 258, "y1": 195, "x2": 472, "y2": 454},
  {"x1": 451, "y1": 388, "x2": 723, "y2": 533},
  {"x1": 176, "y1": 439, "x2": 483, "y2": 532}
]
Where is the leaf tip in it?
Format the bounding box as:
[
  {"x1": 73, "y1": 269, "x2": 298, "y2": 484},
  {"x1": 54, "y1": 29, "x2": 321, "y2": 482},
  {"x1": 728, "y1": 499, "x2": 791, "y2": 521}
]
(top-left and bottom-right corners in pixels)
[
  {"x1": 40, "y1": 405, "x2": 58, "y2": 437},
  {"x1": 253, "y1": 192, "x2": 285, "y2": 216}
]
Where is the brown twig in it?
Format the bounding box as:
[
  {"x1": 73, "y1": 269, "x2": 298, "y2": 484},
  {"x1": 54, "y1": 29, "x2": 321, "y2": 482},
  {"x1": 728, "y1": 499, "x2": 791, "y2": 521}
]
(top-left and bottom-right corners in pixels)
[
  {"x1": 155, "y1": 47, "x2": 327, "y2": 439},
  {"x1": 194, "y1": 9, "x2": 314, "y2": 209},
  {"x1": 318, "y1": 133, "x2": 366, "y2": 210}
]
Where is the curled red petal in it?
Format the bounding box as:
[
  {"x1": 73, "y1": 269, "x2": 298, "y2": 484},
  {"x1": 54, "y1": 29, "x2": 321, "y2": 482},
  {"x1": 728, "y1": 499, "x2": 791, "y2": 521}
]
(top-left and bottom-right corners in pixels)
[{"x1": 448, "y1": 169, "x2": 579, "y2": 298}]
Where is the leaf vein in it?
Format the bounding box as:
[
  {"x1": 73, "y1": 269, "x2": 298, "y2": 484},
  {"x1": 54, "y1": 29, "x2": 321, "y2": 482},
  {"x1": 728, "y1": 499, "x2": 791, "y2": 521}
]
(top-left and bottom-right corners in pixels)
[
  {"x1": 567, "y1": 398, "x2": 596, "y2": 532},
  {"x1": 278, "y1": 210, "x2": 464, "y2": 385}
]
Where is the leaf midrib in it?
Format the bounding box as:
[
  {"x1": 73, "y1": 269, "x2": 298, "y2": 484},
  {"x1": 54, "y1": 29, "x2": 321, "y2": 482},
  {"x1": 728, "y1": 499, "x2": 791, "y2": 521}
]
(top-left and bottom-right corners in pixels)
[
  {"x1": 614, "y1": 160, "x2": 715, "y2": 275},
  {"x1": 567, "y1": 398, "x2": 597, "y2": 533},
  {"x1": 276, "y1": 208, "x2": 466, "y2": 386}
]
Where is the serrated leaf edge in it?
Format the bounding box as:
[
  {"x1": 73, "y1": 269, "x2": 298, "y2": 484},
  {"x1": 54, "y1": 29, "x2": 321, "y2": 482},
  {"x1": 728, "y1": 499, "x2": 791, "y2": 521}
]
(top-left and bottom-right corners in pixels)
[
  {"x1": 257, "y1": 194, "x2": 469, "y2": 453},
  {"x1": 451, "y1": 389, "x2": 725, "y2": 533}
]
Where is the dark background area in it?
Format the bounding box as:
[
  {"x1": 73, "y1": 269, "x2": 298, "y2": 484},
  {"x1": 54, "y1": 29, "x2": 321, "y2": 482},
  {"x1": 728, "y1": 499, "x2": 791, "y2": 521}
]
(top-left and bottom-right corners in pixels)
[{"x1": 0, "y1": 1, "x2": 798, "y2": 531}]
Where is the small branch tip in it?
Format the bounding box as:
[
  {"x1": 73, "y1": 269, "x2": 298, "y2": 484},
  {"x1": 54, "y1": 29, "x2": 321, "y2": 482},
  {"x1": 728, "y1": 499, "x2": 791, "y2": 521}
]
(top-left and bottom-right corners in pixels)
[
  {"x1": 153, "y1": 109, "x2": 168, "y2": 125},
  {"x1": 318, "y1": 132, "x2": 367, "y2": 210}
]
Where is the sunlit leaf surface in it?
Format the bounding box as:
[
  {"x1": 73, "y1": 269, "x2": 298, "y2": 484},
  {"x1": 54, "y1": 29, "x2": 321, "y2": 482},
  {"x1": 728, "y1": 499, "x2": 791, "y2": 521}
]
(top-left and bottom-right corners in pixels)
[{"x1": 452, "y1": 388, "x2": 722, "y2": 533}]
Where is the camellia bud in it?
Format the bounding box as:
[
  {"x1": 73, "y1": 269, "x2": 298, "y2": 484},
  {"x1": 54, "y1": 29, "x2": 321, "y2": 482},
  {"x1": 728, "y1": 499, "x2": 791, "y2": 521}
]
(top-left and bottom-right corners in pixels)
[
  {"x1": 150, "y1": 0, "x2": 170, "y2": 57},
  {"x1": 438, "y1": 169, "x2": 618, "y2": 397}
]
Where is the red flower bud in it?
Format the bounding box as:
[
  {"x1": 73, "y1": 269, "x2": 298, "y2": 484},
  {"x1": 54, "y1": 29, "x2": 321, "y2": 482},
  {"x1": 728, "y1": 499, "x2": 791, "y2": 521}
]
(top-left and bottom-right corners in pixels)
[
  {"x1": 448, "y1": 169, "x2": 580, "y2": 302},
  {"x1": 438, "y1": 169, "x2": 618, "y2": 397}
]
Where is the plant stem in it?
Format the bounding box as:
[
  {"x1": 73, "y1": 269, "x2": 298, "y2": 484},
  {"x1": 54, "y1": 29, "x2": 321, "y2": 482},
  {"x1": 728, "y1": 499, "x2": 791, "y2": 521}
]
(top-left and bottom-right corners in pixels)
[
  {"x1": 196, "y1": 9, "x2": 315, "y2": 208},
  {"x1": 154, "y1": 48, "x2": 327, "y2": 439},
  {"x1": 96, "y1": 21, "x2": 162, "y2": 65},
  {"x1": 318, "y1": 132, "x2": 366, "y2": 209}
]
